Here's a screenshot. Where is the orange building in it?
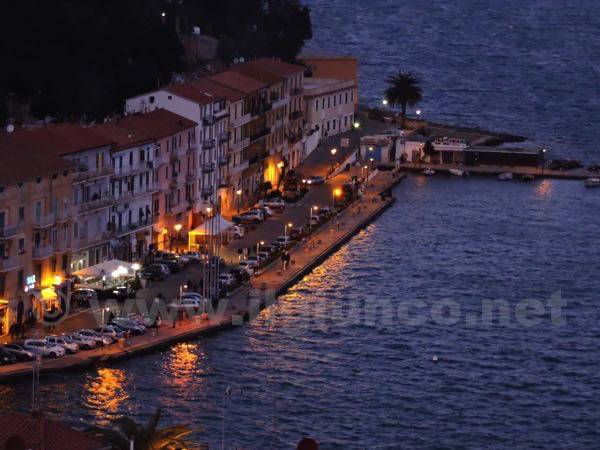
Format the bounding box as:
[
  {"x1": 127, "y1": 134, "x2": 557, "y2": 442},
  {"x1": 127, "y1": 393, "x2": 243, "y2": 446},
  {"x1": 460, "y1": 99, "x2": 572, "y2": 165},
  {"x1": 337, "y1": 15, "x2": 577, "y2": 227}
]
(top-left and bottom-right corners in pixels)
[
  {"x1": 0, "y1": 131, "x2": 75, "y2": 334},
  {"x1": 299, "y1": 53, "x2": 359, "y2": 111}
]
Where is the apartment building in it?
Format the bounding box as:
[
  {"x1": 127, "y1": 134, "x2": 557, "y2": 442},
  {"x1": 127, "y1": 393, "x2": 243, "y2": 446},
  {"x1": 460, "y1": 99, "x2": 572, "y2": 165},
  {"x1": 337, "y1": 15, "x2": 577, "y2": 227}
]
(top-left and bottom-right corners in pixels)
[
  {"x1": 92, "y1": 110, "x2": 197, "y2": 251},
  {"x1": 0, "y1": 132, "x2": 75, "y2": 334},
  {"x1": 303, "y1": 78, "x2": 356, "y2": 140},
  {"x1": 125, "y1": 84, "x2": 229, "y2": 221}
]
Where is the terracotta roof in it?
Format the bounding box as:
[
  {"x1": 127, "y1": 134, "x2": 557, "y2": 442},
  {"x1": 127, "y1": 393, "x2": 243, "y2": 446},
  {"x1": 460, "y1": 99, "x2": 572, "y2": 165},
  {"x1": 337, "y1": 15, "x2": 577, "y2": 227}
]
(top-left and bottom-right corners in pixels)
[
  {"x1": 247, "y1": 57, "x2": 305, "y2": 77},
  {"x1": 230, "y1": 63, "x2": 285, "y2": 86},
  {"x1": 90, "y1": 109, "x2": 197, "y2": 151},
  {"x1": 165, "y1": 84, "x2": 219, "y2": 106},
  {"x1": 0, "y1": 412, "x2": 106, "y2": 450},
  {"x1": 207, "y1": 71, "x2": 267, "y2": 95},
  {"x1": 188, "y1": 78, "x2": 245, "y2": 102},
  {"x1": 0, "y1": 129, "x2": 75, "y2": 186}
]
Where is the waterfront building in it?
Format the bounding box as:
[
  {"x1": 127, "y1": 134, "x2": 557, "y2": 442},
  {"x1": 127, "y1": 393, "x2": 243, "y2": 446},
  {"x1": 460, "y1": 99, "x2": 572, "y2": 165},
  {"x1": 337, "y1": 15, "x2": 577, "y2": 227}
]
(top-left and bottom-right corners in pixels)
[
  {"x1": 360, "y1": 134, "x2": 402, "y2": 164},
  {"x1": 0, "y1": 131, "x2": 75, "y2": 334},
  {"x1": 303, "y1": 77, "x2": 356, "y2": 141},
  {"x1": 125, "y1": 82, "x2": 229, "y2": 223},
  {"x1": 299, "y1": 52, "x2": 359, "y2": 111},
  {"x1": 90, "y1": 109, "x2": 197, "y2": 256},
  {"x1": 464, "y1": 145, "x2": 545, "y2": 167}
]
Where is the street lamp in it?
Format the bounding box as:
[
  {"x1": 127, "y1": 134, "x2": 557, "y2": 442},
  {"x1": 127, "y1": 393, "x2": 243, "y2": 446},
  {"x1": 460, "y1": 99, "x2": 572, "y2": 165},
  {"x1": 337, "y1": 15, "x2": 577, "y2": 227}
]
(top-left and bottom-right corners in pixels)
[
  {"x1": 101, "y1": 307, "x2": 110, "y2": 325},
  {"x1": 330, "y1": 148, "x2": 337, "y2": 156},
  {"x1": 284, "y1": 222, "x2": 293, "y2": 237},
  {"x1": 206, "y1": 206, "x2": 212, "y2": 215},
  {"x1": 416, "y1": 109, "x2": 422, "y2": 116},
  {"x1": 310, "y1": 205, "x2": 318, "y2": 221},
  {"x1": 174, "y1": 223, "x2": 182, "y2": 232},
  {"x1": 256, "y1": 240, "x2": 265, "y2": 255},
  {"x1": 236, "y1": 189, "x2": 242, "y2": 213},
  {"x1": 382, "y1": 99, "x2": 388, "y2": 106},
  {"x1": 333, "y1": 187, "x2": 342, "y2": 207},
  {"x1": 353, "y1": 121, "x2": 361, "y2": 129}
]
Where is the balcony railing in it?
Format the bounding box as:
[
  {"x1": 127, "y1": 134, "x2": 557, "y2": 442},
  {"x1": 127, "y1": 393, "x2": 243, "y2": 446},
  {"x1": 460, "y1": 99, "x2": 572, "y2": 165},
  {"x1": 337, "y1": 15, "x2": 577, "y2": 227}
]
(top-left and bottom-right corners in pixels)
[
  {"x1": 231, "y1": 137, "x2": 250, "y2": 152},
  {"x1": 218, "y1": 178, "x2": 230, "y2": 189},
  {"x1": 272, "y1": 96, "x2": 289, "y2": 110},
  {"x1": 202, "y1": 139, "x2": 215, "y2": 150},
  {"x1": 250, "y1": 127, "x2": 271, "y2": 143},
  {"x1": 0, "y1": 255, "x2": 21, "y2": 271},
  {"x1": 290, "y1": 110, "x2": 303, "y2": 120},
  {"x1": 219, "y1": 132, "x2": 230, "y2": 144},
  {"x1": 203, "y1": 116, "x2": 215, "y2": 126},
  {"x1": 186, "y1": 172, "x2": 196, "y2": 182},
  {"x1": 0, "y1": 223, "x2": 25, "y2": 239},
  {"x1": 78, "y1": 194, "x2": 116, "y2": 214},
  {"x1": 201, "y1": 163, "x2": 215, "y2": 174},
  {"x1": 53, "y1": 238, "x2": 72, "y2": 252},
  {"x1": 214, "y1": 108, "x2": 229, "y2": 120},
  {"x1": 73, "y1": 165, "x2": 113, "y2": 183},
  {"x1": 230, "y1": 112, "x2": 252, "y2": 128},
  {"x1": 201, "y1": 186, "x2": 214, "y2": 197},
  {"x1": 292, "y1": 87, "x2": 303, "y2": 96},
  {"x1": 32, "y1": 245, "x2": 53, "y2": 260},
  {"x1": 32, "y1": 214, "x2": 55, "y2": 228},
  {"x1": 218, "y1": 155, "x2": 230, "y2": 167}
]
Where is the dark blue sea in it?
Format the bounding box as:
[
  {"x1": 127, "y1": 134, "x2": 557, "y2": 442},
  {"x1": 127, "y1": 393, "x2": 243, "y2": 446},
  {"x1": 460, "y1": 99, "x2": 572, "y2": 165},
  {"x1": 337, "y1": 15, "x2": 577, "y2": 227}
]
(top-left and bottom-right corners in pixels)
[{"x1": 3, "y1": 2, "x2": 600, "y2": 448}]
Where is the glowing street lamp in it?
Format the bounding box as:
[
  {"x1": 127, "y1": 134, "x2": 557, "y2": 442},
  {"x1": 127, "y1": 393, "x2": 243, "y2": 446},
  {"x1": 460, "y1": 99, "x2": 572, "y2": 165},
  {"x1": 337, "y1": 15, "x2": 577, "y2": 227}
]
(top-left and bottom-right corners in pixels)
[
  {"x1": 382, "y1": 99, "x2": 389, "y2": 106},
  {"x1": 416, "y1": 109, "x2": 422, "y2": 116},
  {"x1": 353, "y1": 121, "x2": 361, "y2": 129},
  {"x1": 284, "y1": 222, "x2": 293, "y2": 237},
  {"x1": 333, "y1": 187, "x2": 342, "y2": 207},
  {"x1": 330, "y1": 148, "x2": 338, "y2": 156},
  {"x1": 310, "y1": 205, "x2": 318, "y2": 221},
  {"x1": 277, "y1": 161, "x2": 284, "y2": 169},
  {"x1": 174, "y1": 223, "x2": 183, "y2": 232},
  {"x1": 256, "y1": 240, "x2": 265, "y2": 255},
  {"x1": 206, "y1": 206, "x2": 213, "y2": 215},
  {"x1": 236, "y1": 189, "x2": 242, "y2": 213}
]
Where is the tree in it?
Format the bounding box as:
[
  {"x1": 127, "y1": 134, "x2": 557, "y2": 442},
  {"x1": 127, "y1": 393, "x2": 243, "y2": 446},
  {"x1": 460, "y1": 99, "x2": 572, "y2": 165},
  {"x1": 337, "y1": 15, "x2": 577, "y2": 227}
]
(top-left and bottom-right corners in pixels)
[
  {"x1": 87, "y1": 408, "x2": 194, "y2": 450},
  {"x1": 384, "y1": 71, "x2": 423, "y2": 128}
]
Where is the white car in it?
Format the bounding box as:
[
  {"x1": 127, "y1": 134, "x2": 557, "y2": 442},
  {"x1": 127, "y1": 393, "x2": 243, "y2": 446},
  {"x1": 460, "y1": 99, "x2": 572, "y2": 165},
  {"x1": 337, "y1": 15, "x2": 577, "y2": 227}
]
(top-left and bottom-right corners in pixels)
[
  {"x1": 219, "y1": 273, "x2": 235, "y2": 286},
  {"x1": 76, "y1": 329, "x2": 112, "y2": 346},
  {"x1": 64, "y1": 334, "x2": 97, "y2": 350},
  {"x1": 238, "y1": 261, "x2": 255, "y2": 276},
  {"x1": 276, "y1": 236, "x2": 291, "y2": 246},
  {"x1": 169, "y1": 298, "x2": 204, "y2": 312},
  {"x1": 23, "y1": 339, "x2": 66, "y2": 358},
  {"x1": 263, "y1": 198, "x2": 285, "y2": 209},
  {"x1": 181, "y1": 251, "x2": 202, "y2": 263},
  {"x1": 233, "y1": 225, "x2": 245, "y2": 239},
  {"x1": 45, "y1": 335, "x2": 79, "y2": 354}
]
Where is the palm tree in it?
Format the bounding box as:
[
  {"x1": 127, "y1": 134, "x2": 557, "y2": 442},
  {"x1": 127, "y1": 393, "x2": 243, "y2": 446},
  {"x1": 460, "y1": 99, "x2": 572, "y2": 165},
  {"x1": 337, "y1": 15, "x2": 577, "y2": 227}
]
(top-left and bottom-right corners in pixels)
[
  {"x1": 87, "y1": 408, "x2": 194, "y2": 450},
  {"x1": 384, "y1": 71, "x2": 423, "y2": 128}
]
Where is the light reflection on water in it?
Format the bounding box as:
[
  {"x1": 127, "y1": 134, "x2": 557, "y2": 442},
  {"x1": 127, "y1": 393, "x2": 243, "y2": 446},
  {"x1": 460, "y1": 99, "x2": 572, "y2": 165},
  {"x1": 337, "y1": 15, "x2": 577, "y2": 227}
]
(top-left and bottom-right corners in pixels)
[{"x1": 83, "y1": 368, "x2": 129, "y2": 425}]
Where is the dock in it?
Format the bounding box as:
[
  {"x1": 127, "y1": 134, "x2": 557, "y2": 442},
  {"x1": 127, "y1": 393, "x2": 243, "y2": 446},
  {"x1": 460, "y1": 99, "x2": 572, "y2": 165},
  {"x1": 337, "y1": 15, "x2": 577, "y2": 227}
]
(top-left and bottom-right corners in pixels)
[{"x1": 398, "y1": 162, "x2": 598, "y2": 180}]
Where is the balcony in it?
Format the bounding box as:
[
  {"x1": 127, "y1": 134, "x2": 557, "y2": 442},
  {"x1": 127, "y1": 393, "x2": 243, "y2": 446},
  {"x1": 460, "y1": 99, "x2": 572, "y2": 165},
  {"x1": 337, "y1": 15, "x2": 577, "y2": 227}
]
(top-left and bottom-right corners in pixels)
[
  {"x1": 186, "y1": 172, "x2": 196, "y2": 182},
  {"x1": 0, "y1": 255, "x2": 21, "y2": 272},
  {"x1": 214, "y1": 108, "x2": 229, "y2": 120},
  {"x1": 53, "y1": 238, "x2": 72, "y2": 252},
  {"x1": 218, "y1": 155, "x2": 230, "y2": 167},
  {"x1": 230, "y1": 112, "x2": 252, "y2": 128},
  {"x1": 55, "y1": 208, "x2": 72, "y2": 222},
  {"x1": 0, "y1": 223, "x2": 25, "y2": 239},
  {"x1": 219, "y1": 132, "x2": 230, "y2": 144},
  {"x1": 250, "y1": 101, "x2": 272, "y2": 117},
  {"x1": 202, "y1": 139, "x2": 215, "y2": 150},
  {"x1": 78, "y1": 194, "x2": 116, "y2": 214},
  {"x1": 231, "y1": 137, "x2": 250, "y2": 152},
  {"x1": 272, "y1": 96, "x2": 289, "y2": 110},
  {"x1": 73, "y1": 165, "x2": 113, "y2": 183},
  {"x1": 203, "y1": 116, "x2": 215, "y2": 126},
  {"x1": 32, "y1": 214, "x2": 55, "y2": 228},
  {"x1": 201, "y1": 186, "x2": 214, "y2": 197},
  {"x1": 119, "y1": 185, "x2": 158, "y2": 201},
  {"x1": 290, "y1": 110, "x2": 303, "y2": 120},
  {"x1": 32, "y1": 245, "x2": 53, "y2": 260},
  {"x1": 292, "y1": 87, "x2": 303, "y2": 96},
  {"x1": 250, "y1": 127, "x2": 271, "y2": 143},
  {"x1": 218, "y1": 178, "x2": 230, "y2": 189},
  {"x1": 201, "y1": 163, "x2": 215, "y2": 174}
]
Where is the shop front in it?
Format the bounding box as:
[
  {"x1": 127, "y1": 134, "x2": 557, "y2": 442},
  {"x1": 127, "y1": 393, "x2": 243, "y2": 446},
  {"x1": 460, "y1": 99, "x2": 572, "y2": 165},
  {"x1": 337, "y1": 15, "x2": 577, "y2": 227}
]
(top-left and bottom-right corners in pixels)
[{"x1": 0, "y1": 300, "x2": 8, "y2": 336}]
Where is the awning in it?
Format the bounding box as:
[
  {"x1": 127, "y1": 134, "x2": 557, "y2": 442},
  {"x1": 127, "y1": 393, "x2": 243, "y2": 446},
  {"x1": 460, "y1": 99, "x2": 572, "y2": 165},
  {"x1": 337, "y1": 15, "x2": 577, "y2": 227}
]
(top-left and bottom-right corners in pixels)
[
  {"x1": 189, "y1": 215, "x2": 234, "y2": 237},
  {"x1": 73, "y1": 259, "x2": 139, "y2": 278}
]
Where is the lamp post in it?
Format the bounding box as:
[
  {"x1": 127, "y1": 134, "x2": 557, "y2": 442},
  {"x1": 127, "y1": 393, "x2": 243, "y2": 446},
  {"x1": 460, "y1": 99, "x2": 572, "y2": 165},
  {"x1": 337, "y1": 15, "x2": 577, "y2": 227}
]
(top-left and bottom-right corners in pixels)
[
  {"x1": 235, "y1": 189, "x2": 242, "y2": 213},
  {"x1": 101, "y1": 307, "x2": 110, "y2": 325},
  {"x1": 332, "y1": 188, "x2": 342, "y2": 208},
  {"x1": 284, "y1": 222, "x2": 293, "y2": 238},
  {"x1": 310, "y1": 205, "x2": 318, "y2": 222},
  {"x1": 330, "y1": 148, "x2": 338, "y2": 173}
]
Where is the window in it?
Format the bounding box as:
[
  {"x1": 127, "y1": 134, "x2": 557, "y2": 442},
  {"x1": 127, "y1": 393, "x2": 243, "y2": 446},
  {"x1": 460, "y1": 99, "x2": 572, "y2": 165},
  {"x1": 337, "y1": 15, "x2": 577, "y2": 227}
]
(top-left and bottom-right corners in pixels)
[
  {"x1": 18, "y1": 207, "x2": 24, "y2": 223},
  {"x1": 328, "y1": 97, "x2": 331, "y2": 108},
  {"x1": 139, "y1": 150, "x2": 145, "y2": 162},
  {"x1": 18, "y1": 238, "x2": 24, "y2": 254},
  {"x1": 315, "y1": 101, "x2": 318, "y2": 112},
  {"x1": 344, "y1": 117, "x2": 347, "y2": 127},
  {"x1": 129, "y1": 152, "x2": 133, "y2": 165},
  {"x1": 17, "y1": 271, "x2": 23, "y2": 290},
  {"x1": 345, "y1": 92, "x2": 348, "y2": 103},
  {"x1": 149, "y1": 96, "x2": 155, "y2": 104}
]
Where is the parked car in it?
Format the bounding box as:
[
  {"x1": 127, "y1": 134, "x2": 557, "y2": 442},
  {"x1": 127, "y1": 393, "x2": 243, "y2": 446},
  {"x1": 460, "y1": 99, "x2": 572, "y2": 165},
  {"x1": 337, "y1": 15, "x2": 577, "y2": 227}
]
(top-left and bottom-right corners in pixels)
[
  {"x1": 260, "y1": 244, "x2": 278, "y2": 255},
  {"x1": 238, "y1": 261, "x2": 255, "y2": 276},
  {"x1": 263, "y1": 197, "x2": 285, "y2": 210},
  {"x1": 127, "y1": 313, "x2": 159, "y2": 328},
  {"x1": 110, "y1": 318, "x2": 146, "y2": 335},
  {"x1": 161, "y1": 259, "x2": 182, "y2": 273},
  {"x1": 257, "y1": 251, "x2": 271, "y2": 261},
  {"x1": 181, "y1": 292, "x2": 204, "y2": 301},
  {"x1": 45, "y1": 335, "x2": 79, "y2": 354},
  {"x1": 244, "y1": 256, "x2": 260, "y2": 267},
  {"x1": 318, "y1": 206, "x2": 333, "y2": 218},
  {"x1": 253, "y1": 206, "x2": 274, "y2": 218},
  {"x1": 153, "y1": 251, "x2": 178, "y2": 263},
  {"x1": 233, "y1": 225, "x2": 245, "y2": 239},
  {"x1": 0, "y1": 347, "x2": 18, "y2": 365},
  {"x1": 276, "y1": 236, "x2": 292, "y2": 246},
  {"x1": 289, "y1": 227, "x2": 304, "y2": 240},
  {"x1": 168, "y1": 298, "x2": 203, "y2": 313},
  {"x1": 305, "y1": 175, "x2": 325, "y2": 185},
  {"x1": 218, "y1": 273, "x2": 235, "y2": 287},
  {"x1": 3, "y1": 343, "x2": 35, "y2": 361},
  {"x1": 142, "y1": 264, "x2": 168, "y2": 281},
  {"x1": 23, "y1": 339, "x2": 65, "y2": 358},
  {"x1": 181, "y1": 251, "x2": 202, "y2": 263},
  {"x1": 71, "y1": 288, "x2": 97, "y2": 307},
  {"x1": 96, "y1": 325, "x2": 128, "y2": 342},
  {"x1": 233, "y1": 211, "x2": 262, "y2": 224},
  {"x1": 64, "y1": 334, "x2": 97, "y2": 350},
  {"x1": 75, "y1": 329, "x2": 112, "y2": 346}
]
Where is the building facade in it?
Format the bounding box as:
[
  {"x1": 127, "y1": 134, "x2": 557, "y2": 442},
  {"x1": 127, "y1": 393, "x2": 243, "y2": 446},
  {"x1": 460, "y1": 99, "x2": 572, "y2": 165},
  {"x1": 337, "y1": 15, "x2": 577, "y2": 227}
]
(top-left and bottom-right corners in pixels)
[{"x1": 303, "y1": 78, "x2": 356, "y2": 140}]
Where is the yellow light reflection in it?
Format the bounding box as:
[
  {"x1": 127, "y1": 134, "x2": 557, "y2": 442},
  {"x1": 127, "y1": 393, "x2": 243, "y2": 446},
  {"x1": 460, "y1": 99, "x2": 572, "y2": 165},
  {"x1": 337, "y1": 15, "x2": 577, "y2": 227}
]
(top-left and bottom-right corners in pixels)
[
  {"x1": 535, "y1": 179, "x2": 552, "y2": 198},
  {"x1": 84, "y1": 368, "x2": 128, "y2": 424},
  {"x1": 164, "y1": 343, "x2": 202, "y2": 388}
]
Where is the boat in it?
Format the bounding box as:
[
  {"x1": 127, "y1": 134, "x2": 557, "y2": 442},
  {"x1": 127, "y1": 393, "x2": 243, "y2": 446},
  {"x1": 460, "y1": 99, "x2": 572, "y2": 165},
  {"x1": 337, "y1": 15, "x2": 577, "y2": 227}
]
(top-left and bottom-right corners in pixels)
[
  {"x1": 449, "y1": 169, "x2": 469, "y2": 177},
  {"x1": 520, "y1": 174, "x2": 536, "y2": 182},
  {"x1": 422, "y1": 168, "x2": 435, "y2": 176},
  {"x1": 498, "y1": 172, "x2": 514, "y2": 181},
  {"x1": 584, "y1": 178, "x2": 600, "y2": 188}
]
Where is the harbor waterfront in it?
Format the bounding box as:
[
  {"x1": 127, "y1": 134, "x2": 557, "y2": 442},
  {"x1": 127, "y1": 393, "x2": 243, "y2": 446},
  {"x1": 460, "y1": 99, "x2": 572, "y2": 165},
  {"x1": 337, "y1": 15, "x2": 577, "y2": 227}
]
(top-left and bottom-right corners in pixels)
[{"x1": 1, "y1": 174, "x2": 599, "y2": 448}]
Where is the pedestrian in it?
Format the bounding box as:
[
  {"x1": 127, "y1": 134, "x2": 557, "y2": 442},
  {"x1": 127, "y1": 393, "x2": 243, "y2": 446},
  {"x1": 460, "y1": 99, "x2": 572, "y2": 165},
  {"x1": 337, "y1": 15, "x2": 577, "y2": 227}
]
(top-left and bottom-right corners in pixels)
[{"x1": 336, "y1": 220, "x2": 341, "y2": 231}]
